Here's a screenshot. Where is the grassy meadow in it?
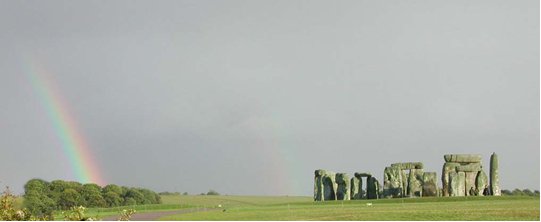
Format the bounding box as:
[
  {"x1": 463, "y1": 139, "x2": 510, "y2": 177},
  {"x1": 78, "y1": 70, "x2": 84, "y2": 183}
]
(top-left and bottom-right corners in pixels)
[
  {"x1": 160, "y1": 194, "x2": 311, "y2": 207},
  {"x1": 159, "y1": 195, "x2": 540, "y2": 221},
  {"x1": 52, "y1": 203, "x2": 192, "y2": 220},
  {"x1": 49, "y1": 194, "x2": 309, "y2": 220},
  {"x1": 31, "y1": 194, "x2": 539, "y2": 220}
]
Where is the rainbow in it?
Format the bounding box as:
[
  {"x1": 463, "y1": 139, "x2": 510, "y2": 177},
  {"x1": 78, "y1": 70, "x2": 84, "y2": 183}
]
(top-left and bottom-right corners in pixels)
[
  {"x1": 24, "y1": 60, "x2": 105, "y2": 185},
  {"x1": 244, "y1": 117, "x2": 305, "y2": 195}
]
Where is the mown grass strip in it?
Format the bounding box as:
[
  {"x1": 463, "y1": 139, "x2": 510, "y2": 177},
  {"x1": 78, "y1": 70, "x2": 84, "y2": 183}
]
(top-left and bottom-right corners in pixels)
[{"x1": 159, "y1": 196, "x2": 540, "y2": 221}]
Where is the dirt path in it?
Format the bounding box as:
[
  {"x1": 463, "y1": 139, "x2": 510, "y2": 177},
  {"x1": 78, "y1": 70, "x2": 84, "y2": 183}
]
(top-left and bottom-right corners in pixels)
[{"x1": 102, "y1": 208, "x2": 215, "y2": 221}]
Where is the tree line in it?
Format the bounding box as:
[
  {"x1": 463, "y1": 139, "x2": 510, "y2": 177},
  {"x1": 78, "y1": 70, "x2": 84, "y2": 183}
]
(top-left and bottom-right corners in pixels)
[
  {"x1": 501, "y1": 189, "x2": 539, "y2": 196},
  {"x1": 23, "y1": 178, "x2": 161, "y2": 216}
]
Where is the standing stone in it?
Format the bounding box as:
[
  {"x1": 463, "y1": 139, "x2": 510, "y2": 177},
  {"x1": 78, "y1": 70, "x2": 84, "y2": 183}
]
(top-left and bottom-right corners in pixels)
[
  {"x1": 476, "y1": 170, "x2": 488, "y2": 196},
  {"x1": 390, "y1": 162, "x2": 424, "y2": 197},
  {"x1": 367, "y1": 177, "x2": 380, "y2": 199},
  {"x1": 464, "y1": 171, "x2": 478, "y2": 196},
  {"x1": 375, "y1": 178, "x2": 381, "y2": 198},
  {"x1": 490, "y1": 153, "x2": 501, "y2": 196},
  {"x1": 357, "y1": 174, "x2": 364, "y2": 199},
  {"x1": 442, "y1": 162, "x2": 460, "y2": 196},
  {"x1": 314, "y1": 170, "x2": 324, "y2": 201},
  {"x1": 449, "y1": 172, "x2": 460, "y2": 197},
  {"x1": 335, "y1": 173, "x2": 350, "y2": 200},
  {"x1": 408, "y1": 169, "x2": 424, "y2": 197},
  {"x1": 314, "y1": 169, "x2": 337, "y2": 201},
  {"x1": 354, "y1": 173, "x2": 372, "y2": 199},
  {"x1": 400, "y1": 170, "x2": 408, "y2": 197},
  {"x1": 422, "y1": 172, "x2": 438, "y2": 197},
  {"x1": 350, "y1": 177, "x2": 360, "y2": 200},
  {"x1": 457, "y1": 172, "x2": 466, "y2": 196},
  {"x1": 383, "y1": 166, "x2": 403, "y2": 198},
  {"x1": 323, "y1": 172, "x2": 337, "y2": 200}
]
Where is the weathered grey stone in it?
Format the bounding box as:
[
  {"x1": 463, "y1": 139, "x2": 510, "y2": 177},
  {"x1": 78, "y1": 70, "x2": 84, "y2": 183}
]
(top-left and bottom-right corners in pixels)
[
  {"x1": 400, "y1": 170, "x2": 408, "y2": 197},
  {"x1": 350, "y1": 177, "x2": 360, "y2": 200},
  {"x1": 367, "y1": 177, "x2": 380, "y2": 199},
  {"x1": 314, "y1": 170, "x2": 324, "y2": 201},
  {"x1": 464, "y1": 171, "x2": 477, "y2": 196},
  {"x1": 457, "y1": 171, "x2": 466, "y2": 196},
  {"x1": 389, "y1": 162, "x2": 424, "y2": 197},
  {"x1": 422, "y1": 172, "x2": 438, "y2": 197},
  {"x1": 355, "y1": 172, "x2": 372, "y2": 177},
  {"x1": 378, "y1": 185, "x2": 382, "y2": 198},
  {"x1": 407, "y1": 169, "x2": 424, "y2": 197},
  {"x1": 442, "y1": 162, "x2": 460, "y2": 196},
  {"x1": 449, "y1": 171, "x2": 467, "y2": 197},
  {"x1": 354, "y1": 172, "x2": 368, "y2": 199},
  {"x1": 324, "y1": 172, "x2": 337, "y2": 201},
  {"x1": 335, "y1": 173, "x2": 350, "y2": 200},
  {"x1": 444, "y1": 154, "x2": 482, "y2": 163},
  {"x1": 314, "y1": 169, "x2": 337, "y2": 201},
  {"x1": 359, "y1": 177, "x2": 365, "y2": 199},
  {"x1": 391, "y1": 162, "x2": 424, "y2": 170},
  {"x1": 476, "y1": 170, "x2": 488, "y2": 196},
  {"x1": 490, "y1": 152, "x2": 500, "y2": 196},
  {"x1": 456, "y1": 163, "x2": 482, "y2": 172},
  {"x1": 449, "y1": 172, "x2": 459, "y2": 197},
  {"x1": 383, "y1": 166, "x2": 403, "y2": 198}
]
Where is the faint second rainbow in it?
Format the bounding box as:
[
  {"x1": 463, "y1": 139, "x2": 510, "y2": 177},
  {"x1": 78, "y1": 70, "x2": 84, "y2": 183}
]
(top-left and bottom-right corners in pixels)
[{"x1": 24, "y1": 59, "x2": 105, "y2": 185}]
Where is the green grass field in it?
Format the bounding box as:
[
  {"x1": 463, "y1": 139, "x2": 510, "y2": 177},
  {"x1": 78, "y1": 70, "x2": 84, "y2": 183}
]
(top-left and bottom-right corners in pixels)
[
  {"x1": 48, "y1": 195, "x2": 309, "y2": 220},
  {"x1": 161, "y1": 194, "x2": 311, "y2": 207},
  {"x1": 40, "y1": 194, "x2": 539, "y2": 220},
  {"x1": 158, "y1": 195, "x2": 539, "y2": 221},
  {"x1": 53, "y1": 203, "x2": 193, "y2": 220}
]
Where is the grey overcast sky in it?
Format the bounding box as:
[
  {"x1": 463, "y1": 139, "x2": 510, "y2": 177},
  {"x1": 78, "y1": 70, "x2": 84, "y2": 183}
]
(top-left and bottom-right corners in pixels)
[{"x1": 0, "y1": 0, "x2": 538, "y2": 195}]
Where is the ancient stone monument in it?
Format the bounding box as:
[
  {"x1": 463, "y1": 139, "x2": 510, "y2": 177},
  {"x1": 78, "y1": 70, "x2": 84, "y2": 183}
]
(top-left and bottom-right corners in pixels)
[
  {"x1": 383, "y1": 162, "x2": 438, "y2": 198},
  {"x1": 422, "y1": 172, "x2": 438, "y2": 197},
  {"x1": 314, "y1": 170, "x2": 379, "y2": 201},
  {"x1": 449, "y1": 171, "x2": 465, "y2": 196},
  {"x1": 351, "y1": 172, "x2": 380, "y2": 200},
  {"x1": 352, "y1": 173, "x2": 367, "y2": 199},
  {"x1": 490, "y1": 152, "x2": 501, "y2": 196},
  {"x1": 441, "y1": 154, "x2": 494, "y2": 197},
  {"x1": 350, "y1": 176, "x2": 361, "y2": 200},
  {"x1": 335, "y1": 173, "x2": 350, "y2": 200},
  {"x1": 314, "y1": 152, "x2": 501, "y2": 201},
  {"x1": 477, "y1": 170, "x2": 489, "y2": 196},
  {"x1": 314, "y1": 169, "x2": 337, "y2": 201},
  {"x1": 383, "y1": 166, "x2": 403, "y2": 198},
  {"x1": 366, "y1": 176, "x2": 381, "y2": 199}
]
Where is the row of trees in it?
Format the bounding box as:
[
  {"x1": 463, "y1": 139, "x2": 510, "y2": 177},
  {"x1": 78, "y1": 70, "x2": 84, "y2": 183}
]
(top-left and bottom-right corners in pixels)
[
  {"x1": 158, "y1": 191, "x2": 190, "y2": 195},
  {"x1": 159, "y1": 190, "x2": 220, "y2": 196},
  {"x1": 23, "y1": 179, "x2": 161, "y2": 216},
  {"x1": 501, "y1": 189, "x2": 539, "y2": 196}
]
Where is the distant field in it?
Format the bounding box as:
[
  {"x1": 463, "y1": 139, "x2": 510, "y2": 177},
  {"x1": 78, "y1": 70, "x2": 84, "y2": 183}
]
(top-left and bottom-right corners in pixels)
[
  {"x1": 52, "y1": 194, "x2": 309, "y2": 220},
  {"x1": 160, "y1": 195, "x2": 540, "y2": 221},
  {"x1": 53, "y1": 203, "x2": 193, "y2": 220},
  {"x1": 21, "y1": 194, "x2": 537, "y2": 220},
  {"x1": 48, "y1": 195, "x2": 306, "y2": 220},
  {"x1": 161, "y1": 194, "x2": 311, "y2": 207}
]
